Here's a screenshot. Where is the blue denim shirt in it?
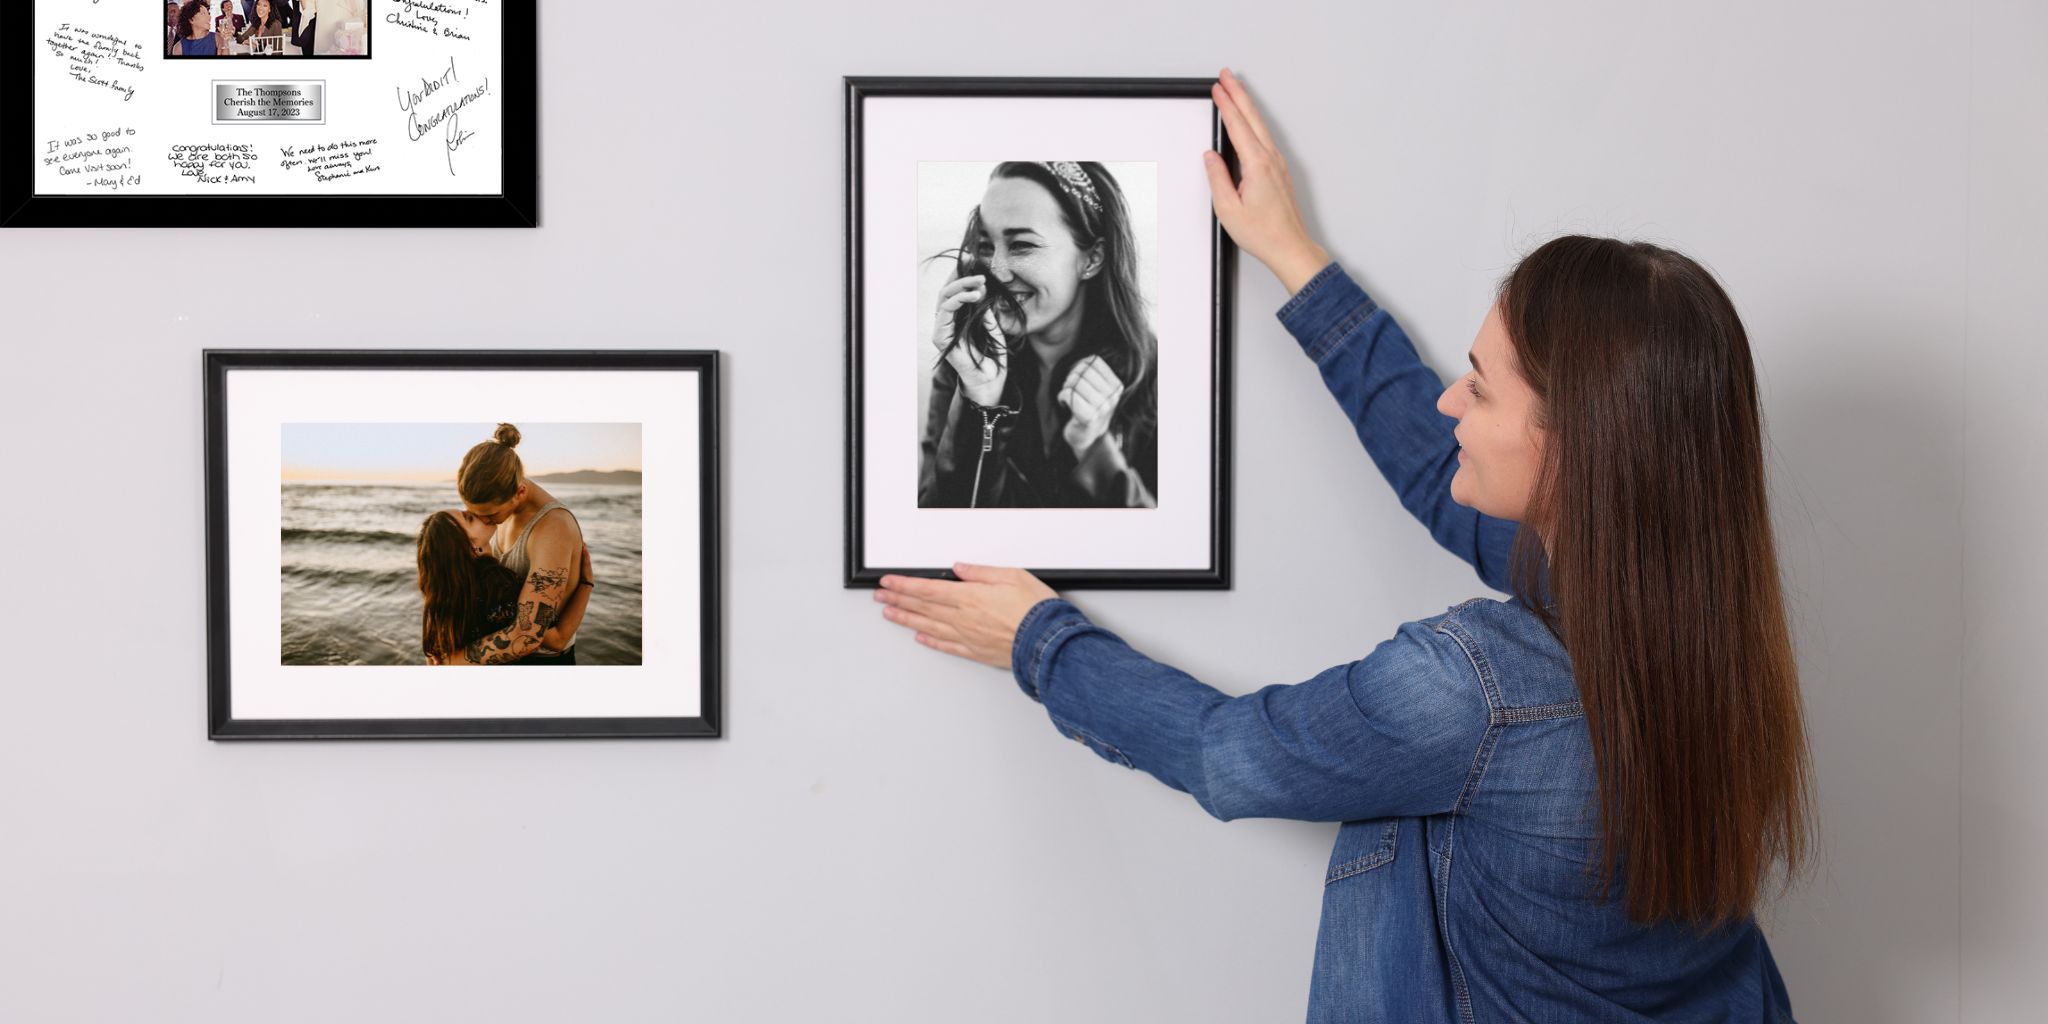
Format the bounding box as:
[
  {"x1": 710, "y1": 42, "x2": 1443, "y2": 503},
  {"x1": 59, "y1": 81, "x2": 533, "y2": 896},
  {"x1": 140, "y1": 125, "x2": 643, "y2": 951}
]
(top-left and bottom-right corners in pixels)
[{"x1": 1009, "y1": 264, "x2": 1795, "y2": 1022}]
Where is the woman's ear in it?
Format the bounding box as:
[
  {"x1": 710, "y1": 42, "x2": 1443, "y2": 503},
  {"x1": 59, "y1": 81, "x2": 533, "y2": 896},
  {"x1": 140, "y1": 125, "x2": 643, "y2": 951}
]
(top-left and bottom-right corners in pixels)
[{"x1": 1080, "y1": 241, "x2": 1106, "y2": 281}]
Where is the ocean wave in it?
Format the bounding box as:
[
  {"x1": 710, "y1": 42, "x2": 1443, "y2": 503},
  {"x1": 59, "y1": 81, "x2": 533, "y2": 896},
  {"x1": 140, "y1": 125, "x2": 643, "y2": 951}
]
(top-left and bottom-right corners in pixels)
[
  {"x1": 282, "y1": 527, "x2": 416, "y2": 546},
  {"x1": 282, "y1": 563, "x2": 416, "y2": 588}
]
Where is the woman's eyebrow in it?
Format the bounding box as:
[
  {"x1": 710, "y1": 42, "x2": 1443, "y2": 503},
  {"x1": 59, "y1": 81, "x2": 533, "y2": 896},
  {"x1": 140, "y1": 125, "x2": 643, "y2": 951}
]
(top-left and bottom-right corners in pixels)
[
  {"x1": 1468, "y1": 350, "x2": 1485, "y2": 377},
  {"x1": 1000, "y1": 227, "x2": 1042, "y2": 238}
]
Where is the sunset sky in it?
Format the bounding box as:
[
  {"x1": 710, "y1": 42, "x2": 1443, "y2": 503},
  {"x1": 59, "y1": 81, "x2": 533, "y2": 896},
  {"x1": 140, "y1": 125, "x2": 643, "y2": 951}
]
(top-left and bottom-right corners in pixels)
[{"x1": 281, "y1": 423, "x2": 642, "y2": 483}]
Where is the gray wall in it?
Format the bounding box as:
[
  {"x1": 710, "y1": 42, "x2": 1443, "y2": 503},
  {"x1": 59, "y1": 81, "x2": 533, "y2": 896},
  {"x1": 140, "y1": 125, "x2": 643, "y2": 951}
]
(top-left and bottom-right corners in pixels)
[
  {"x1": 2, "y1": 1, "x2": 2037, "y2": 1020},
  {"x1": 1961, "y1": 0, "x2": 2048, "y2": 1020}
]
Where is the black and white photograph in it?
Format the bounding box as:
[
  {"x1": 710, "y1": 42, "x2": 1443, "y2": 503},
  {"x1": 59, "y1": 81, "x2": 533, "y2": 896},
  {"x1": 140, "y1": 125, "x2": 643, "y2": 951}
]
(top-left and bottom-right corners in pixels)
[
  {"x1": 206, "y1": 351, "x2": 719, "y2": 739},
  {"x1": 916, "y1": 160, "x2": 1159, "y2": 509},
  {"x1": 848, "y1": 78, "x2": 1232, "y2": 588}
]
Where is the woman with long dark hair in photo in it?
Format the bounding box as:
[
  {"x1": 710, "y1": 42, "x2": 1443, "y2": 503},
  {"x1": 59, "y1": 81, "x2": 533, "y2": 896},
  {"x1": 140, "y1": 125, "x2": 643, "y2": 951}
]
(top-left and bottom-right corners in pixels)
[
  {"x1": 169, "y1": 1, "x2": 217, "y2": 56},
  {"x1": 235, "y1": 0, "x2": 288, "y2": 48},
  {"x1": 876, "y1": 70, "x2": 1814, "y2": 1021},
  {"x1": 919, "y1": 161, "x2": 1158, "y2": 508},
  {"x1": 416, "y1": 510, "x2": 594, "y2": 666}
]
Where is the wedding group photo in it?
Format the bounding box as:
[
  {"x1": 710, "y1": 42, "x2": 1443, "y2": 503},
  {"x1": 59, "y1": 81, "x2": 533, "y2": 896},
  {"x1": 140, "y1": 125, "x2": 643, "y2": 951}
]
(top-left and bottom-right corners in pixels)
[{"x1": 164, "y1": 0, "x2": 369, "y2": 57}]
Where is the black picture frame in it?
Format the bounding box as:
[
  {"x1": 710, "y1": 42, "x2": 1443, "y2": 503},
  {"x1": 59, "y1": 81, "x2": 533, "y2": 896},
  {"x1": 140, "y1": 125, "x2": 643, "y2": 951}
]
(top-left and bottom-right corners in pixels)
[
  {"x1": 843, "y1": 76, "x2": 1236, "y2": 590},
  {"x1": 205, "y1": 350, "x2": 722, "y2": 740},
  {"x1": 4, "y1": 2, "x2": 538, "y2": 228}
]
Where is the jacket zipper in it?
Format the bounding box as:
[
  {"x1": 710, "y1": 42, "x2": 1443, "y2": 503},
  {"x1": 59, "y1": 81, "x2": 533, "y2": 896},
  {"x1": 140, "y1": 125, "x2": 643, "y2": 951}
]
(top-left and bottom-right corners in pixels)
[{"x1": 968, "y1": 404, "x2": 1017, "y2": 509}]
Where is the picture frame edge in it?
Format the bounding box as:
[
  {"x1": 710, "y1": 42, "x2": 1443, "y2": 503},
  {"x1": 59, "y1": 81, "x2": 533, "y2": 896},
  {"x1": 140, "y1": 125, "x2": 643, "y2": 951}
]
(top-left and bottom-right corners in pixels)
[
  {"x1": 9, "y1": 1, "x2": 541, "y2": 229},
  {"x1": 842, "y1": 75, "x2": 1236, "y2": 590},
  {"x1": 204, "y1": 346, "x2": 723, "y2": 740}
]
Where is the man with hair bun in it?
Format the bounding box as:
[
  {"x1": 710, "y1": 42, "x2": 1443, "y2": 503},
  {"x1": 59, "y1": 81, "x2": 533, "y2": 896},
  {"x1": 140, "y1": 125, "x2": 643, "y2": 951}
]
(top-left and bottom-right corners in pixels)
[{"x1": 435, "y1": 423, "x2": 591, "y2": 665}]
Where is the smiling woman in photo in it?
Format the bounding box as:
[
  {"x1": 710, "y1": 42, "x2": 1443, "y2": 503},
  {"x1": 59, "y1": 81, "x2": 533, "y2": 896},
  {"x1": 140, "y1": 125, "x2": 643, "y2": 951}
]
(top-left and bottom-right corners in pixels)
[
  {"x1": 918, "y1": 161, "x2": 1159, "y2": 509},
  {"x1": 235, "y1": 0, "x2": 288, "y2": 47},
  {"x1": 170, "y1": 1, "x2": 217, "y2": 56}
]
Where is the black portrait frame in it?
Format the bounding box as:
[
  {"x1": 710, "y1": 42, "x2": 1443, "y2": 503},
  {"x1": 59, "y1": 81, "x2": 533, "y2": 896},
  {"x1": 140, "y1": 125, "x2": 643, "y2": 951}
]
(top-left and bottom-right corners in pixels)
[
  {"x1": 843, "y1": 76, "x2": 1236, "y2": 590},
  {"x1": 205, "y1": 350, "x2": 722, "y2": 740},
  {"x1": 3, "y1": 1, "x2": 537, "y2": 227}
]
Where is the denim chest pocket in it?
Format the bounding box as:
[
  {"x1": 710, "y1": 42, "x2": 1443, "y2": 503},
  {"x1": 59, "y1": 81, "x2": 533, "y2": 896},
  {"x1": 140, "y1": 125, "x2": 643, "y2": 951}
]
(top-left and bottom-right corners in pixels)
[
  {"x1": 1325, "y1": 820, "x2": 1400, "y2": 885},
  {"x1": 1049, "y1": 715, "x2": 1133, "y2": 768}
]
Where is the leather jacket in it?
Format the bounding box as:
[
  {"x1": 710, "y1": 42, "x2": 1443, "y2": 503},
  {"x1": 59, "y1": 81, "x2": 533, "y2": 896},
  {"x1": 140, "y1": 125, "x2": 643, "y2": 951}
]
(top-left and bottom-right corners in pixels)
[{"x1": 918, "y1": 349, "x2": 1157, "y2": 508}]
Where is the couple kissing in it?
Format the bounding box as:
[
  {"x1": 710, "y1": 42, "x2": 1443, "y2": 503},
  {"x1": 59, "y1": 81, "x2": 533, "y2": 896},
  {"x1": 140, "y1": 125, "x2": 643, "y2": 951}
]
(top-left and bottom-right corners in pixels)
[{"x1": 414, "y1": 423, "x2": 595, "y2": 666}]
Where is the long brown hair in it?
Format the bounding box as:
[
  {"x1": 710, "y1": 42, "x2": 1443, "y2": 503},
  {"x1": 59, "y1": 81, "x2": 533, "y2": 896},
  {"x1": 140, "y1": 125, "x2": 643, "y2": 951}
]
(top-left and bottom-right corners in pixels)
[
  {"x1": 458, "y1": 423, "x2": 524, "y2": 505},
  {"x1": 939, "y1": 162, "x2": 1159, "y2": 447},
  {"x1": 416, "y1": 511, "x2": 518, "y2": 659},
  {"x1": 1497, "y1": 235, "x2": 1815, "y2": 928}
]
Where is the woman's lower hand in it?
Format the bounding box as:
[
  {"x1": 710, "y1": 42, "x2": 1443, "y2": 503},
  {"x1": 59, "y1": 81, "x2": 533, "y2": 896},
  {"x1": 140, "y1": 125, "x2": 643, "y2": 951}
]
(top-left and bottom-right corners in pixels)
[
  {"x1": 875, "y1": 563, "x2": 1058, "y2": 669},
  {"x1": 1202, "y1": 68, "x2": 1330, "y2": 295},
  {"x1": 1059, "y1": 354, "x2": 1124, "y2": 457}
]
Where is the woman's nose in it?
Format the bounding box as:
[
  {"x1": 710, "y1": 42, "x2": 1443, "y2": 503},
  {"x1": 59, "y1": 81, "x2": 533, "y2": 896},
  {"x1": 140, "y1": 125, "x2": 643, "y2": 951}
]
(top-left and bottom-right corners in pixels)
[{"x1": 988, "y1": 250, "x2": 1015, "y2": 282}]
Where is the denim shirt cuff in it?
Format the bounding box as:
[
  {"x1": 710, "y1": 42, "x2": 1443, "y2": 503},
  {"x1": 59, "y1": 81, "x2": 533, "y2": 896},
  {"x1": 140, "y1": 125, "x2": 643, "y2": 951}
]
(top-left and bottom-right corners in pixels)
[
  {"x1": 1275, "y1": 262, "x2": 1382, "y2": 365},
  {"x1": 1011, "y1": 597, "x2": 1088, "y2": 703}
]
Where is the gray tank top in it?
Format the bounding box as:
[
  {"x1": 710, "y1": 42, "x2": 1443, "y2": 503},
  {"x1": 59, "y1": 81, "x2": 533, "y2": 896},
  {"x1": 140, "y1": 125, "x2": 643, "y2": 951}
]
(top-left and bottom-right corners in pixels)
[{"x1": 492, "y1": 501, "x2": 577, "y2": 581}]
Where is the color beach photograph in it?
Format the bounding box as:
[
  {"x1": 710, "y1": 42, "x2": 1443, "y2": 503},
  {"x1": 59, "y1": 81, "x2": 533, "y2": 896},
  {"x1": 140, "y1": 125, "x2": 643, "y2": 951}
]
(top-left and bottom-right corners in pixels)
[{"x1": 280, "y1": 421, "x2": 644, "y2": 667}]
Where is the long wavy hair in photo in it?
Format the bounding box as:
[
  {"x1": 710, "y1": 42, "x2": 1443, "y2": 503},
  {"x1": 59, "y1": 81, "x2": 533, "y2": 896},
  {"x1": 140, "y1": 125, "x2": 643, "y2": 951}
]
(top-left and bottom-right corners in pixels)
[
  {"x1": 932, "y1": 161, "x2": 1157, "y2": 443},
  {"x1": 416, "y1": 510, "x2": 519, "y2": 660}
]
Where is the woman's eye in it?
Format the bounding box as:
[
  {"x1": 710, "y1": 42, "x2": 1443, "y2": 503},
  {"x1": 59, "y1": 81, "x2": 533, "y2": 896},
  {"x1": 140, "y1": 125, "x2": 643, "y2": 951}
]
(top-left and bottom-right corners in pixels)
[{"x1": 1465, "y1": 376, "x2": 1481, "y2": 398}]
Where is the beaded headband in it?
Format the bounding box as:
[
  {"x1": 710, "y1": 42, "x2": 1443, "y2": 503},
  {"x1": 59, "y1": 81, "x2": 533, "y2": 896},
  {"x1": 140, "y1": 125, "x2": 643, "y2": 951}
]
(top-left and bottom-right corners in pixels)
[{"x1": 1043, "y1": 161, "x2": 1103, "y2": 216}]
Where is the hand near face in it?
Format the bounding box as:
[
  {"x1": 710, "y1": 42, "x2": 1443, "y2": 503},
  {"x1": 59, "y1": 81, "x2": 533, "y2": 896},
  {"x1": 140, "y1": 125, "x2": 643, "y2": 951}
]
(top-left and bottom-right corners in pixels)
[
  {"x1": 933, "y1": 274, "x2": 1009, "y2": 407},
  {"x1": 874, "y1": 563, "x2": 1059, "y2": 669},
  {"x1": 1059, "y1": 354, "x2": 1125, "y2": 457}
]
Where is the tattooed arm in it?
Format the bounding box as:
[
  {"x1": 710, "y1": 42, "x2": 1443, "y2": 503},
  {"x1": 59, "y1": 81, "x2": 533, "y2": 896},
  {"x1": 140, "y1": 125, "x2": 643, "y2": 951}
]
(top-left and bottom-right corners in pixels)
[
  {"x1": 540, "y1": 545, "x2": 595, "y2": 653},
  {"x1": 448, "y1": 512, "x2": 582, "y2": 666}
]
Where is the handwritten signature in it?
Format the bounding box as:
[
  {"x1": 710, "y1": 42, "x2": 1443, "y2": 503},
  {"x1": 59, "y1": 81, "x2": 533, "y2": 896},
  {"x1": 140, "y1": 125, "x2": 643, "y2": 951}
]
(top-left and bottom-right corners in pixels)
[
  {"x1": 396, "y1": 58, "x2": 461, "y2": 114},
  {"x1": 444, "y1": 112, "x2": 475, "y2": 175}
]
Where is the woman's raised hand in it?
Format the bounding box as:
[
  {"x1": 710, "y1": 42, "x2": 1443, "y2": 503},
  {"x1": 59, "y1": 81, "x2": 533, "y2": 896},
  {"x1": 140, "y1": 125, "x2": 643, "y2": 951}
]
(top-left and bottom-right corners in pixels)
[
  {"x1": 1059, "y1": 355, "x2": 1125, "y2": 457},
  {"x1": 1202, "y1": 68, "x2": 1331, "y2": 295},
  {"x1": 932, "y1": 274, "x2": 1009, "y2": 406}
]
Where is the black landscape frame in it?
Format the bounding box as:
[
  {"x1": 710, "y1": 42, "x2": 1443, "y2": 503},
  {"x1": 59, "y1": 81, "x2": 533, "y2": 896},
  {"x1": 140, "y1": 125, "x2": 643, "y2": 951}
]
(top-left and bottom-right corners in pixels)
[
  {"x1": 843, "y1": 76, "x2": 1236, "y2": 589},
  {"x1": 205, "y1": 350, "x2": 722, "y2": 740},
  {"x1": 3, "y1": 1, "x2": 537, "y2": 227}
]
